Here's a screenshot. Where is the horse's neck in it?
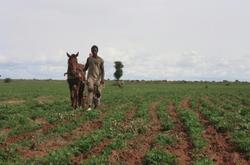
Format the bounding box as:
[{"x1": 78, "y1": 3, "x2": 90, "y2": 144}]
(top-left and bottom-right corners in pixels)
[{"x1": 67, "y1": 62, "x2": 84, "y2": 75}]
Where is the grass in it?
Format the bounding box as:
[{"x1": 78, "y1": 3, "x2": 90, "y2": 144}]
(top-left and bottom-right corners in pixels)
[{"x1": 0, "y1": 80, "x2": 250, "y2": 164}]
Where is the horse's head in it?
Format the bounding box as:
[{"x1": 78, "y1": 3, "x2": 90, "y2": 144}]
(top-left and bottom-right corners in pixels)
[{"x1": 67, "y1": 52, "x2": 79, "y2": 77}]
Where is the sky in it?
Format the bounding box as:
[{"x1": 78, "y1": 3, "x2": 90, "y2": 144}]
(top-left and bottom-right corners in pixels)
[{"x1": 0, "y1": 0, "x2": 250, "y2": 81}]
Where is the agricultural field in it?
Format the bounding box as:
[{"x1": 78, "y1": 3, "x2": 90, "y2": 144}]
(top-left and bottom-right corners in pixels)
[{"x1": 0, "y1": 80, "x2": 250, "y2": 165}]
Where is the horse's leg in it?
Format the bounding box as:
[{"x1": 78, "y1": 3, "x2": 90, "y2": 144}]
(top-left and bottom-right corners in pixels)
[
  {"x1": 76, "y1": 86, "x2": 79, "y2": 109},
  {"x1": 68, "y1": 80, "x2": 74, "y2": 107},
  {"x1": 77, "y1": 81, "x2": 80, "y2": 107},
  {"x1": 82, "y1": 83, "x2": 86, "y2": 108},
  {"x1": 78, "y1": 83, "x2": 81, "y2": 107},
  {"x1": 79, "y1": 82, "x2": 84, "y2": 108},
  {"x1": 77, "y1": 85, "x2": 80, "y2": 109},
  {"x1": 69, "y1": 86, "x2": 74, "y2": 108},
  {"x1": 70, "y1": 88, "x2": 74, "y2": 107},
  {"x1": 73, "y1": 84, "x2": 77, "y2": 109}
]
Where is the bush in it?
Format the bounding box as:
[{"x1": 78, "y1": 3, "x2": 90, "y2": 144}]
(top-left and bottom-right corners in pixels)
[{"x1": 4, "y1": 78, "x2": 12, "y2": 83}]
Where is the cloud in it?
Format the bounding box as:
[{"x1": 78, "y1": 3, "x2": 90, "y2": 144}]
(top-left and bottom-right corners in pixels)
[
  {"x1": 1, "y1": 1, "x2": 250, "y2": 81},
  {"x1": 104, "y1": 48, "x2": 250, "y2": 81},
  {"x1": 0, "y1": 55, "x2": 7, "y2": 64},
  {"x1": 1, "y1": 46, "x2": 250, "y2": 81}
]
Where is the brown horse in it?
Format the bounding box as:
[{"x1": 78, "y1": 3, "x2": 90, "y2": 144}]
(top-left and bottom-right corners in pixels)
[{"x1": 65, "y1": 52, "x2": 86, "y2": 109}]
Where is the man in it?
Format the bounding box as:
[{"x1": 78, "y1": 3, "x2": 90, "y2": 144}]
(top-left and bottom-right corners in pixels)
[{"x1": 83, "y1": 45, "x2": 105, "y2": 111}]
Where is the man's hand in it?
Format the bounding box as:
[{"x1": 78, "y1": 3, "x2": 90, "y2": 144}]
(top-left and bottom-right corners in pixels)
[{"x1": 100, "y1": 80, "x2": 105, "y2": 84}]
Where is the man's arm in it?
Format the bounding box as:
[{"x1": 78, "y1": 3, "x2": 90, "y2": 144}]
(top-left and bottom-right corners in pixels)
[
  {"x1": 100, "y1": 61, "x2": 105, "y2": 84},
  {"x1": 83, "y1": 58, "x2": 89, "y2": 72}
]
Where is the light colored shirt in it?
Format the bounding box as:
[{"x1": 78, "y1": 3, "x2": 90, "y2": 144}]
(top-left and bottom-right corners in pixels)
[{"x1": 86, "y1": 56, "x2": 104, "y2": 80}]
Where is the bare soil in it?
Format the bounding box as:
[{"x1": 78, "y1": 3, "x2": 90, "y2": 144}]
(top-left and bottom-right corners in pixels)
[
  {"x1": 3, "y1": 117, "x2": 53, "y2": 146},
  {"x1": 71, "y1": 107, "x2": 138, "y2": 165},
  {"x1": 35, "y1": 96, "x2": 54, "y2": 104},
  {"x1": 0, "y1": 127, "x2": 11, "y2": 137},
  {"x1": 17, "y1": 111, "x2": 106, "y2": 159},
  {"x1": 183, "y1": 97, "x2": 249, "y2": 165},
  {"x1": 166, "y1": 101, "x2": 192, "y2": 165},
  {"x1": 108, "y1": 101, "x2": 162, "y2": 165},
  {"x1": 0, "y1": 99, "x2": 25, "y2": 105},
  {"x1": 194, "y1": 100, "x2": 249, "y2": 165}
]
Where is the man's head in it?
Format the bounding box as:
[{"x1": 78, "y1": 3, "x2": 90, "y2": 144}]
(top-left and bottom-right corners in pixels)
[{"x1": 91, "y1": 45, "x2": 98, "y2": 56}]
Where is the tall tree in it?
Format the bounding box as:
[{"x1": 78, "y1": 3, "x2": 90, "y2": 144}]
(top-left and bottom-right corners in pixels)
[{"x1": 114, "y1": 61, "x2": 124, "y2": 87}]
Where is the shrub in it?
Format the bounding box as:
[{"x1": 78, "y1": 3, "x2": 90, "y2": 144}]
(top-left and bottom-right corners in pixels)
[{"x1": 4, "y1": 78, "x2": 12, "y2": 83}]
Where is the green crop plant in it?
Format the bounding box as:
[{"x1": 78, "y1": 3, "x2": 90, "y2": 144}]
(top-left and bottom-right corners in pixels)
[
  {"x1": 142, "y1": 149, "x2": 176, "y2": 165},
  {"x1": 177, "y1": 108, "x2": 207, "y2": 150}
]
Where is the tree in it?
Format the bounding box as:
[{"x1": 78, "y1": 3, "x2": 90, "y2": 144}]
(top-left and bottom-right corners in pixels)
[
  {"x1": 4, "y1": 78, "x2": 12, "y2": 83},
  {"x1": 114, "y1": 61, "x2": 124, "y2": 87}
]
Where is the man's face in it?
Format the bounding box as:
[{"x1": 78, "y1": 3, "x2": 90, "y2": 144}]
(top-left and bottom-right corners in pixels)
[{"x1": 91, "y1": 47, "x2": 98, "y2": 55}]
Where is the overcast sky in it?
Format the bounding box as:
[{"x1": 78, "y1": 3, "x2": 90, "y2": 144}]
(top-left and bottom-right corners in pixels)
[{"x1": 0, "y1": 0, "x2": 250, "y2": 81}]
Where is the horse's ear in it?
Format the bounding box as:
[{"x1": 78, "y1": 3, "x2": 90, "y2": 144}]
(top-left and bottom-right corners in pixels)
[
  {"x1": 76, "y1": 52, "x2": 79, "y2": 57},
  {"x1": 67, "y1": 52, "x2": 70, "y2": 57}
]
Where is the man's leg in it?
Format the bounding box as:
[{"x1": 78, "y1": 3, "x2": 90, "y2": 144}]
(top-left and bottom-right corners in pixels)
[
  {"x1": 87, "y1": 78, "x2": 94, "y2": 110},
  {"x1": 95, "y1": 83, "x2": 103, "y2": 108}
]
